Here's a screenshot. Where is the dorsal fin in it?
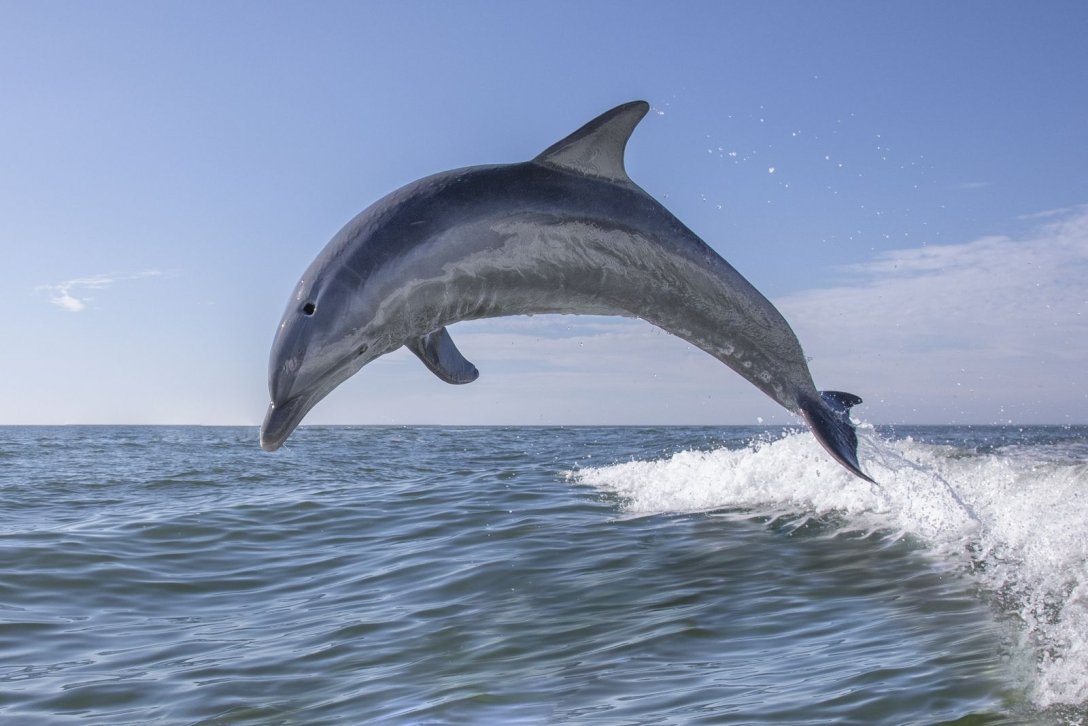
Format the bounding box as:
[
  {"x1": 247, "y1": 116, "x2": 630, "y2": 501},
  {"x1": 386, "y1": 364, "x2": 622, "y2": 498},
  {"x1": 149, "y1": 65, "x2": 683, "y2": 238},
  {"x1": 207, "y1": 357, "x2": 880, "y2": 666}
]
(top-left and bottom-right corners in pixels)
[{"x1": 533, "y1": 100, "x2": 650, "y2": 183}]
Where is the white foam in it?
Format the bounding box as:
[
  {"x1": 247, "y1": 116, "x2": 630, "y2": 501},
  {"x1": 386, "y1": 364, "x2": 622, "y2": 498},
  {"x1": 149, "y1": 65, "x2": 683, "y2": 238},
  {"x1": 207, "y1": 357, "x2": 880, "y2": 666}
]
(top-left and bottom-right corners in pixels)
[{"x1": 571, "y1": 430, "x2": 1088, "y2": 711}]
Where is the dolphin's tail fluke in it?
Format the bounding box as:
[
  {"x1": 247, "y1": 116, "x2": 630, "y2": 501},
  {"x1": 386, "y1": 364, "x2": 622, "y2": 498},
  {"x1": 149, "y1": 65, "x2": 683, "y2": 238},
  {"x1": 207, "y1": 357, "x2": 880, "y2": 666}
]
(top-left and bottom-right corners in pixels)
[{"x1": 800, "y1": 391, "x2": 875, "y2": 483}]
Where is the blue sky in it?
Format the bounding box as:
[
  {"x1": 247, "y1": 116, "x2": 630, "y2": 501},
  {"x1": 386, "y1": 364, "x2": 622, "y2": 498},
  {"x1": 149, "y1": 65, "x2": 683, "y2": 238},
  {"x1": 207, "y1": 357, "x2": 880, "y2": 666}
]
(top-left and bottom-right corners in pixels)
[{"x1": 2, "y1": 1, "x2": 1086, "y2": 426}]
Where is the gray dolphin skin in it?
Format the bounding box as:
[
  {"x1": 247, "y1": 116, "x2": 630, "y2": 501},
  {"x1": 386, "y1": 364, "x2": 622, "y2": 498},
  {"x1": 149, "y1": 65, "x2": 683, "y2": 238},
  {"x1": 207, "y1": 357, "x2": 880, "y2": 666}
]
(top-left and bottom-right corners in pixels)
[{"x1": 261, "y1": 100, "x2": 874, "y2": 482}]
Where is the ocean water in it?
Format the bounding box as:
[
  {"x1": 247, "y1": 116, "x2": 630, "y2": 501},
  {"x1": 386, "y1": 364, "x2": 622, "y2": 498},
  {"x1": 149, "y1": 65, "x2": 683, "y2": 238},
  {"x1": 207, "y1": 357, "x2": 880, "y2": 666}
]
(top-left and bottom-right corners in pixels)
[{"x1": 1, "y1": 425, "x2": 1086, "y2": 724}]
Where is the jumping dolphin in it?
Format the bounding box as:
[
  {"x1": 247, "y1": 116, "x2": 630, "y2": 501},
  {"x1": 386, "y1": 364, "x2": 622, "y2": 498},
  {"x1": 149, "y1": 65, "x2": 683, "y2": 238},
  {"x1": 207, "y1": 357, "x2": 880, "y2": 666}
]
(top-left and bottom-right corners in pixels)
[{"x1": 260, "y1": 101, "x2": 874, "y2": 482}]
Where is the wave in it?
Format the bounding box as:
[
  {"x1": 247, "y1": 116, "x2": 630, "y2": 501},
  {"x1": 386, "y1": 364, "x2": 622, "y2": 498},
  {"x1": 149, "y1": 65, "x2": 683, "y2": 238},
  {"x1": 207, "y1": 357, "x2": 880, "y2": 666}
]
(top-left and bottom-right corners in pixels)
[{"x1": 571, "y1": 428, "x2": 1088, "y2": 713}]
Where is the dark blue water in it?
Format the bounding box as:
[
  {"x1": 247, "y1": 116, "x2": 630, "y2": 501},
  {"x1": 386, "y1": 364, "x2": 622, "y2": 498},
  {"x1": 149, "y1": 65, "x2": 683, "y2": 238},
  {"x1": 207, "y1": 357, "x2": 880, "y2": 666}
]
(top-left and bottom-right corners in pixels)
[{"x1": 1, "y1": 425, "x2": 1085, "y2": 724}]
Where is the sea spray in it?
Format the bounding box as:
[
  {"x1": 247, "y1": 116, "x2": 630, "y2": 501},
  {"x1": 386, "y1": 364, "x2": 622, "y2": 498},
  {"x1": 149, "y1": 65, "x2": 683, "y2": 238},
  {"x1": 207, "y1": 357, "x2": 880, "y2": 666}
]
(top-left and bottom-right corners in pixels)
[{"x1": 573, "y1": 428, "x2": 1088, "y2": 713}]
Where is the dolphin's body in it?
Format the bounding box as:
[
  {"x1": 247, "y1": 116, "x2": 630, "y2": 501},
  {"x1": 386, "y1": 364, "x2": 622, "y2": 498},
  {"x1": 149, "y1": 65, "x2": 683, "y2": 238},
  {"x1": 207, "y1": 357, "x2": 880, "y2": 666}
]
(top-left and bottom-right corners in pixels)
[{"x1": 261, "y1": 101, "x2": 873, "y2": 482}]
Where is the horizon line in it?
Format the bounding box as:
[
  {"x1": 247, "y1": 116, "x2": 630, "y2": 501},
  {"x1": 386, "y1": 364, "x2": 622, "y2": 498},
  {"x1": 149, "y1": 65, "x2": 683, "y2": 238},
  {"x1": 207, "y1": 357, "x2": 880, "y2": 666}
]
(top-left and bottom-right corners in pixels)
[{"x1": 1, "y1": 422, "x2": 1085, "y2": 429}]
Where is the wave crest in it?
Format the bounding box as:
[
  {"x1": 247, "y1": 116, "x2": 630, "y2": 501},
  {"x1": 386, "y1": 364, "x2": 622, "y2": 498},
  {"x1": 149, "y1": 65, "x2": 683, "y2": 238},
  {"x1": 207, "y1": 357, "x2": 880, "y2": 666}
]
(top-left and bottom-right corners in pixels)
[{"x1": 571, "y1": 429, "x2": 1088, "y2": 712}]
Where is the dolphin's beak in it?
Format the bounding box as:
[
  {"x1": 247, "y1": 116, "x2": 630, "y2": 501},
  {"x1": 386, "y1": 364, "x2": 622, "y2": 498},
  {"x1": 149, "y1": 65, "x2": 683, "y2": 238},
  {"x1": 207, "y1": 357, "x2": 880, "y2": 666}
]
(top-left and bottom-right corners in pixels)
[
  {"x1": 261, "y1": 350, "x2": 368, "y2": 451},
  {"x1": 259, "y1": 395, "x2": 309, "y2": 452}
]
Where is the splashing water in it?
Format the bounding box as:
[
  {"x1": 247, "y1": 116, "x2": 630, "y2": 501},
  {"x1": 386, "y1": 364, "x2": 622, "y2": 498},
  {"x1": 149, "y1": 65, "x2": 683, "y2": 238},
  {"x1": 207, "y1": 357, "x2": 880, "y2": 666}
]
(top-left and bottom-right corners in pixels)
[{"x1": 573, "y1": 427, "x2": 1088, "y2": 713}]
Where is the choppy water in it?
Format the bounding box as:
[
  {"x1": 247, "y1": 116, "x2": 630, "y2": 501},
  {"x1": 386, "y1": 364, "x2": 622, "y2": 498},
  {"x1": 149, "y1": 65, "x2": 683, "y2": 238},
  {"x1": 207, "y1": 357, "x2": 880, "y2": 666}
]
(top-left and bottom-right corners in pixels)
[{"x1": 1, "y1": 425, "x2": 1086, "y2": 724}]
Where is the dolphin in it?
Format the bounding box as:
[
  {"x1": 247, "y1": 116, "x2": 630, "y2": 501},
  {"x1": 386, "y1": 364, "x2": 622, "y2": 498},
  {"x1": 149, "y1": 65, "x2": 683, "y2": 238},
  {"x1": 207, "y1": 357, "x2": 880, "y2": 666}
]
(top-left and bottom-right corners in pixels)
[{"x1": 260, "y1": 100, "x2": 874, "y2": 482}]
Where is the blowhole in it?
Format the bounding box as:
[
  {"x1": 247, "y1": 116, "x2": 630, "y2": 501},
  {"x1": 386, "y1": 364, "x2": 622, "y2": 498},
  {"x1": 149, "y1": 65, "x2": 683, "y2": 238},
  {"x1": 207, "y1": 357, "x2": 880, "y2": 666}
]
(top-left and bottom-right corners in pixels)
[{"x1": 301, "y1": 302, "x2": 316, "y2": 316}]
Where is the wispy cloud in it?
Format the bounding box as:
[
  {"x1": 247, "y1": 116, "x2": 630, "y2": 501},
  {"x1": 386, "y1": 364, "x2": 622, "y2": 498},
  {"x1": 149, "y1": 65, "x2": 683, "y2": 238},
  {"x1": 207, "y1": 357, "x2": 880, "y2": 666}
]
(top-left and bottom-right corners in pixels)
[
  {"x1": 949, "y1": 181, "x2": 992, "y2": 190},
  {"x1": 39, "y1": 270, "x2": 163, "y2": 312},
  {"x1": 778, "y1": 204, "x2": 1088, "y2": 422},
  {"x1": 1017, "y1": 205, "x2": 1081, "y2": 221}
]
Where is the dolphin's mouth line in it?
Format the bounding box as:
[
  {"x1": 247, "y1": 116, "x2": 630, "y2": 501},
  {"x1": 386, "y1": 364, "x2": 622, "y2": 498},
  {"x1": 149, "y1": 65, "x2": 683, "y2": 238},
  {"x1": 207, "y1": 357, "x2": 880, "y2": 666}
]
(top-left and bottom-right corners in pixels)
[
  {"x1": 260, "y1": 393, "x2": 313, "y2": 452},
  {"x1": 260, "y1": 354, "x2": 370, "y2": 451}
]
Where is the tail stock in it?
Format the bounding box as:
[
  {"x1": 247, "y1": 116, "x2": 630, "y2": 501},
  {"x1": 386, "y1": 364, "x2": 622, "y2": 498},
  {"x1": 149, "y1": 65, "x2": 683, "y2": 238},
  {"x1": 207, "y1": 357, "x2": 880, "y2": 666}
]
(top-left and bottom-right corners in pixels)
[{"x1": 799, "y1": 391, "x2": 875, "y2": 483}]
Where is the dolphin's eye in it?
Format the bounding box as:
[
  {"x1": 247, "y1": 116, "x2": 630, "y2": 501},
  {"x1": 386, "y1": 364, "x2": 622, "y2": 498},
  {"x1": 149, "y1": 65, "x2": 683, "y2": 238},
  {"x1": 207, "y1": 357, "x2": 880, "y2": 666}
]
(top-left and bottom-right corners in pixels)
[{"x1": 301, "y1": 302, "x2": 316, "y2": 316}]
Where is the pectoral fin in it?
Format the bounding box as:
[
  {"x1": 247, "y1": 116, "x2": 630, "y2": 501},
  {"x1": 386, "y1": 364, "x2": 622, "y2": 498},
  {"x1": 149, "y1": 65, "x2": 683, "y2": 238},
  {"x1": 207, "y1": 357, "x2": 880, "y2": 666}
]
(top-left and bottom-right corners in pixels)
[{"x1": 406, "y1": 327, "x2": 479, "y2": 385}]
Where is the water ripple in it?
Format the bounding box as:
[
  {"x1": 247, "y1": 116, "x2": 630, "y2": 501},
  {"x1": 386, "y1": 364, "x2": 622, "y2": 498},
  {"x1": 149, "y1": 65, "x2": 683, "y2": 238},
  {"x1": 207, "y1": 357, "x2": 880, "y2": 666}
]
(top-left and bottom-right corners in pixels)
[{"x1": 0, "y1": 426, "x2": 1070, "y2": 723}]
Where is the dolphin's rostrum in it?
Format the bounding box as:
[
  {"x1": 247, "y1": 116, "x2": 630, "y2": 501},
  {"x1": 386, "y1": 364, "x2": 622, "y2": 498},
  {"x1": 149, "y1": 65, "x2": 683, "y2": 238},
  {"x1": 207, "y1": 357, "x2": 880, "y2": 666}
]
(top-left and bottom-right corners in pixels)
[{"x1": 261, "y1": 101, "x2": 874, "y2": 482}]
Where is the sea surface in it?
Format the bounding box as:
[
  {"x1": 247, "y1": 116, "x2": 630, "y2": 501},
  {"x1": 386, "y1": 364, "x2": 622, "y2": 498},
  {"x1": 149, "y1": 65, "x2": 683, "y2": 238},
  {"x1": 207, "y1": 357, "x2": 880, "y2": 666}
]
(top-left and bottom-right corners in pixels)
[{"x1": 1, "y1": 425, "x2": 1086, "y2": 724}]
